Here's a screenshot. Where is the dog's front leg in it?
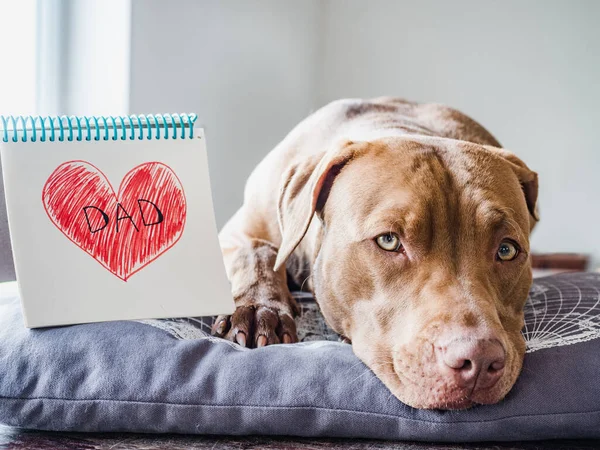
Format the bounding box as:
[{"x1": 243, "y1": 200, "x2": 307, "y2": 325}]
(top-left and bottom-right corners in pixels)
[{"x1": 211, "y1": 211, "x2": 299, "y2": 348}]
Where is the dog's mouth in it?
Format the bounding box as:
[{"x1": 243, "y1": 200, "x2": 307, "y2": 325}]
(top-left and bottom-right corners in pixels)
[
  {"x1": 392, "y1": 367, "x2": 510, "y2": 410},
  {"x1": 351, "y1": 318, "x2": 526, "y2": 410},
  {"x1": 360, "y1": 348, "x2": 517, "y2": 410}
]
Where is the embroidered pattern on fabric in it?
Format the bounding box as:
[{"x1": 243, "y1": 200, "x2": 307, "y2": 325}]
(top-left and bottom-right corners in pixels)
[
  {"x1": 139, "y1": 274, "x2": 600, "y2": 353},
  {"x1": 523, "y1": 274, "x2": 600, "y2": 353}
]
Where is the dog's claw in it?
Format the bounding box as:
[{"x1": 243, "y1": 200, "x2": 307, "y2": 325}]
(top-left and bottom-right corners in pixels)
[
  {"x1": 256, "y1": 335, "x2": 268, "y2": 347},
  {"x1": 235, "y1": 331, "x2": 247, "y2": 348},
  {"x1": 279, "y1": 314, "x2": 299, "y2": 344},
  {"x1": 215, "y1": 319, "x2": 227, "y2": 335},
  {"x1": 211, "y1": 316, "x2": 230, "y2": 337}
]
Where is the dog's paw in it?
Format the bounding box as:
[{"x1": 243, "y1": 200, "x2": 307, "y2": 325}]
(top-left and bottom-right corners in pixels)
[{"x1": 211, "y1": 302, "x2": 298, "y2": 348}]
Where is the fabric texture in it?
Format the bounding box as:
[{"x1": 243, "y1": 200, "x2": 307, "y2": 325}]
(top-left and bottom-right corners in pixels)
[{"x1": 0, "y1": 272, "x2": 599, "y2": 441}]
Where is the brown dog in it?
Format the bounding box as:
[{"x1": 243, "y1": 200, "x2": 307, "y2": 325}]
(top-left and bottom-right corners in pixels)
[{"x1": 213, "y1": 98, "x2": 539, "y2": 410}]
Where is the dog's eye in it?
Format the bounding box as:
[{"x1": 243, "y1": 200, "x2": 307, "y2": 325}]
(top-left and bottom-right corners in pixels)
[
  {"x1": 497, "y1": 240, "x2": 519, "y2": 261},
  {"x1": 376, "y1": 233, "x2": 402, "y2": 252}
]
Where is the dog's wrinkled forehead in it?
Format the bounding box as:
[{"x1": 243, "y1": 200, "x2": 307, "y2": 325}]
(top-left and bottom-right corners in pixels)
[{"x1": 323, "y1": 138, "x2": 532, "y2": 242}]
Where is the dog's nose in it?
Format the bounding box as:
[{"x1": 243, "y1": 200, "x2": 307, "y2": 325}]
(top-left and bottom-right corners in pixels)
[{"x1": 439, "y1": 339, "x2": 505, "y2": 390}]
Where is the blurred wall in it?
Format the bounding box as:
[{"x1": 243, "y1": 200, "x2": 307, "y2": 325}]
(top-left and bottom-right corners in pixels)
[
  {"x1": 62, "y1": 0, "x2": 131, "y2": 115},
  {"x1": 318, "y1": 0, "x2": 600, "y2": 266},
  {"x1": 128, "y1": 0, "x2": 322, "y2": 227},
  {"x1": 128, "y1": 0, "x2": 600, "y2": 266}
]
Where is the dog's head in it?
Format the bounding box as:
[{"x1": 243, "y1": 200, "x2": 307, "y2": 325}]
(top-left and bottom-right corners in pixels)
[{"x1": 275, "y1": 137, "x2": 539, "y2": 409}]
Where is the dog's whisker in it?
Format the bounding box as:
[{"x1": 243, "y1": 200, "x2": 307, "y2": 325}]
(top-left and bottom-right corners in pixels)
[
  {"x1": 299, "y1": 273, "x2": 313, "y2": 292},
  {"x1": 387, "y1": 219, "x2": 401, "y2": 237},
  {"x1": 347, "y1": 368, "x2": 379, "y2": 385},
  {"x1": 345, "y1": 360, "x2": 371, "y2": 372},
  {"x1": 348, "y1": 365, "x2": 400, "y2": 386}
]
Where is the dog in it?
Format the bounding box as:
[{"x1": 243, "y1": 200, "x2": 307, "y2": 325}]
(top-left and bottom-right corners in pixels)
[{"x1": 212, "y1": 98, "x2": 539, "y2": 410}]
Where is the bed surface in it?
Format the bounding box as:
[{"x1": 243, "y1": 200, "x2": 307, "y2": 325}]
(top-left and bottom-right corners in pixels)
[
  {"x1": 2, "y1": 273, "x2": 600, "y2": 446},
  {"x1": 2, "y1": 425, "x2": 600, "y2": 450}
]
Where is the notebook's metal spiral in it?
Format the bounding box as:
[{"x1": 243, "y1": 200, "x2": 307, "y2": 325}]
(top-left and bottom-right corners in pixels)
[{"x1": 0, "y1": 114, "x2": 198, "y2": 143}]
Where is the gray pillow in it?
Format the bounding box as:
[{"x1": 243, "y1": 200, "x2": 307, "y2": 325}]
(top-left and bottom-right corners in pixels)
[{"x1": 1, "y1": 273, "x2": 599, "y2": 441}]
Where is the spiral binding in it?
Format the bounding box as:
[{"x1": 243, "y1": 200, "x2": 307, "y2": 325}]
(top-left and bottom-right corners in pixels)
[{"x1": 0, "y1": 113, "x2": 198, "y2": 143}]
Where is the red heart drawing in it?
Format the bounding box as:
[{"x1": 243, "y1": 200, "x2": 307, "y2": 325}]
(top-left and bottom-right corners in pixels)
[{"x1": 42, "y1": 160, "x2": 186, "y2": 281}]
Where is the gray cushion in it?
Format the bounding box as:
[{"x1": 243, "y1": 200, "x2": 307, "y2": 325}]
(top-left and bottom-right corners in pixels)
[{"x1": 1, "y1": 272, "x2": 599, "y2": 441}]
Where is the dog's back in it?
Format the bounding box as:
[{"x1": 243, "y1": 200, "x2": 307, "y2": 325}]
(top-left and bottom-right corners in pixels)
[{"x1": 276, "y1": 98, "x2": 501, "y2": 158}]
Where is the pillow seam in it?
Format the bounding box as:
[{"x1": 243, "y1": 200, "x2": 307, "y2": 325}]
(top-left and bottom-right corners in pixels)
[{"x1": 1, "y1": 396, "x2": 599, "y2": 425}]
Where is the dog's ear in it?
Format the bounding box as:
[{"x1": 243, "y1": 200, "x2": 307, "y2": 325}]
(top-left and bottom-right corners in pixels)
[
  {"x1": 274, "y1": 140, "x2": 368, "y2": 271},
  {"x1": 488, "y1": 147, "x2": 539, "y2": 230}
]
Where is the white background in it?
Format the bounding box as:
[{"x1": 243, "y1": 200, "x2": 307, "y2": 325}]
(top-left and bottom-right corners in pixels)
[
  {"x1": 0, "y1": 0, "x2": 36, "y2": 116},
  {"x1": 126, "y1": 0, "x2": 600, "y2": 268},
  {"x1": 1, "y1": 0, "x2": 599, "y2": 274}
]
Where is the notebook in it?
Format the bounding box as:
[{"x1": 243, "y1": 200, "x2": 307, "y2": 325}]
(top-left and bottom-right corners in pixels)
[{"x1": 0, "y1": 114, "x2": 234, "y2": 328}]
